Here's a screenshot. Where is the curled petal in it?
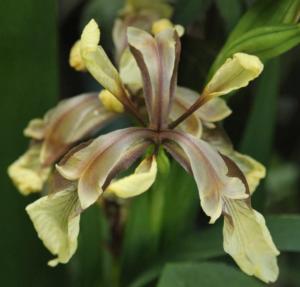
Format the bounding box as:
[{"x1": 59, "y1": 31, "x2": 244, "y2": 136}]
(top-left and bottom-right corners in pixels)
[
  {"x1": 8, "y1": 144, "x2": 50, "y2": 195},
  {"x1": 26, "y1": 189, "x2": 81, "y2": 266},
  {"x1": 69, "y1": 40, "x2": 86, "y2": 71},
  {"x1": 80, "y1": 20, "x2": 125, "y2": 100},
  {"x1": 161, "y1": 131, "x2": 247, "y2": 223},
  {"x1": 227, "y1": 152, "x2": 266, "y2": 194},
  {"x1": 205, "y1": 53, "x2": 263, "y2": 97},
  {"x1": 127, "y1": 27, "x2": 180, "y2": 129},
  {"x1": 56, "y1": 128, "x2": 153, "y2": 209},
  {"x1": 24, "y1": 118, "x2": 46, "y2": 140},
  {"x1": 223, "y1": 199, "x2": 279, "y2": 283},
  {"x1": 106, "y1": 156, "x2": 157, "y2": 198},
  {"x1": 41, "y1": 93, "x2": 116, "y2": 165}
]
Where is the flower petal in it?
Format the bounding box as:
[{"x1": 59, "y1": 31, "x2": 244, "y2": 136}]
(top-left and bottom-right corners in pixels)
[
  {"x1": 227, "y1": 152, "x2": 266, "y2": 194},
  {"x1": 106, "y1": 156, "x2": 157, "y2": 198},
  {"x1": 161, "y1": 131, "x2": 247, "y2": 223},
  {"x1": 127, "y1": 27, "x2": 180, "y2": 129},
  {"x1": 24, "y1": 118, "x2": 46, "y2": 140},
  {"x1": 56, "y1": 128, "x2": 153, "y2": 209},
  {"x1": 199, "y1": 98, "x2": 232, "y2": 123},
  {"x1": 8, "y1": 144, "x2": 50, "y2": 195},
  {"x1": 69, "y1": 40, "x2": 86, "y2": 71},
  {"x1": 80, "y1": 20, "x2": 125, "y2": 100},
  {"x1": 99, "y1": 89, "x2": 124, "y2": 113},
  {"x1": 223, "y1": 199, "x2": 279, "y2": 283},
  {"x1": 119, "y1": 48, "x2": 143, "y2": 93},
  {"x1": 41, "y1": 93, "x2": 116, "y2": 165},
  {"x1": 170, "y1": 95, "x2": 202, "y2": 137},
  {"x1": 26, "y1": 189, "x2": 81, "y2": 266},
  {"x1": 205, "y1": 53, "x2": 263, "y2": 97}
]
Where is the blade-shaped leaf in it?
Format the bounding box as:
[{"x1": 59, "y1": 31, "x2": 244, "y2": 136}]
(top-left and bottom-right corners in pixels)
[
  {"x1": 157, "y1": 262, "x2": 264, "y2": 287},
  {"x1": 0, "y1": 0, "x2": 69, "y2": 286}
]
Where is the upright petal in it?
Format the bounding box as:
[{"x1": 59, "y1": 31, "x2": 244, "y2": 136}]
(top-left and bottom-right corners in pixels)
[
  {"x1": 80, "y1": 20, "x2": 125, "y2": 101},
  {"x1": 69, "y1": 40, "x2": 86, "y2": 71},
  {"x1": 8, "y1": 144, "x2": 50, "y2": 195},
  {"x1": 57, "y1": 128, "x2": 153, "y2": 209},
  {"x1": 161, "y1": 130, "x2": 247, "y2": 223},
  {"x1": 223, "y1": 199, "x2": 279, "y2": 283},
  {"x1": 106, "y1": 156, "x2": 157, "y2": 198},
  {"x1": 127, "y1": 27, "x2": 180, "y2": 129},
  {"x1": 41, "y1": 93, "x2": 116, "y2": 165},
  {"x1": 205, "y1": 53, "x2": 263, "y2": 97},
  {"x1": 26, "y1": 189, "x2": 81, "y2": 266}
]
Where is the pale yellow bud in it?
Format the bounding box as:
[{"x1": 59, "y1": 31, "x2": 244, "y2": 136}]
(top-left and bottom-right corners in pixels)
[
  {"x1": 69, "y1": 40, "x2": 86, "y2": 71},
  {"x1": 99, "y1": 90, "x2": 124, "y2": 113},
  {"x1": 152, "y1": 19, "x2": 173, "y2": 35},
  {"x1": 151, "y1": 19, "x2": 185, "y2": 37}
]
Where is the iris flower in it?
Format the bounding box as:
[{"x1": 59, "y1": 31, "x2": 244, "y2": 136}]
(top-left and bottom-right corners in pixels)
[{"x1": 12, "y1": 19, "x2": 279, "y2": 282}]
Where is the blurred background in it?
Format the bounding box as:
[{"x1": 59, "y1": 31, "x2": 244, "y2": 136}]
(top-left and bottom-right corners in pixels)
[{"x1": 0, "y1": 0, "x2": 299, "y2": 286}]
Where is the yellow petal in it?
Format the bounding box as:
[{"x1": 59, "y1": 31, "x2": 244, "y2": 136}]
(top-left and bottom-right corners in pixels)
[
  {"x1": 119, "y1": 49, "x2": 143, "y2": 93},
  {"x1": 99, "y1": 90, "x2": 124, "y2": 113},
  {"x1": 152, "y1": 19, "x2": 184, "y2": 37},
  {"x1": 80, "y1": 20, "x2": 124, "y2": 99},
  {"x1": 106, "y1": 156, "x2": 157, "y2": 198},
  {"x1": 26, "y1": 189, "x2": 81, "y2": 266},
  {"x1": 69, "y1": 40, "x2": 86, "y2": 71},
  {"x1": 223, "y1": 199, "x2": 279, "y2": 283},
  {"x1": 8, "y1": 145, "x2": 50, "y2": 195},
  {"x1": 80, "y1": 19, "x2": 100, "y2": 52},
  {"x1": 228, "y1": 152, "x2": 266, "y2": 194},
  {"x1": 199, "y1": 98, "x2": 232, "y2": 123},
  {"x1": 23, "y1": 118, "x2": 46, "y2": 140},
  {"x1": 205, "y1": 53, "x2": 263, "y2": 97}
]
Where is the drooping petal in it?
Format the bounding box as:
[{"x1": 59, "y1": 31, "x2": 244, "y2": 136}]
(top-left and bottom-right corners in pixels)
[
  {"x1": 56, "y1": 128, "x2": 153, "y2": 209},
  {"x1": 227, "y1": 152, "x2": 266, "y2": 194},
  {"x1": 223, "y1": 199, "x2": 279, "y2": 283},
  {"x1": 161, "y1": 130, "x2": 247, "y2": 223},
  {"x1": 8, "y1": 144, "x2": 50, "y2": 195},
  {"x1": 26, "y1": 189, "x2": 81, "y2": 266},
  {"x1": 127, "y1": 27, "x2": 180, "y2": 129},
  {"x1": 41, "y1": 93, "x2": 116, "y2": 165},
  {"x1": 80, "y1": 20, "x2": 125, "y2": 100},
  {"x1": 205, "y1": 53, "x2": 263, "y2": 97},
  {"x1": 106, "y1": 156, "x2": 157, "y2": 198}
]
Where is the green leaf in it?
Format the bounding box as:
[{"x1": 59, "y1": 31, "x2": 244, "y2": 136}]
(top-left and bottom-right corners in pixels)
[
  {"x1": 209, "y1": 24, "x2": 300, "y2": 80},
  {"x1": 228, "y1": 0, "x2": 300, "y2": 43},
  {"x1": 157, "y1": 262, "x2": 264, "y2": 287},
  {"x1": 215, "y1": 0, "x2": 243, "y2": 33},
  {"x1": 0, "y1": 0, "x2": 69, "y2": 286},
  {"x1": 240, "y1": 59, "x2": 280, "y2": 208},
  {"x1": 71, "y1": 204, "x2": 112, "y2": 287},
  {"x1": 174, "y1": 0, "x2": 212, "y2": 26},
  {"x1": 240, "y1": 59, "x2": 280, "y2": 165},
  {"x1": 208, "y1": 0, "x2": 300, "y2": 79},
  {"x1": 268, "y1": 215, "x2": 300, "y2": 252}
]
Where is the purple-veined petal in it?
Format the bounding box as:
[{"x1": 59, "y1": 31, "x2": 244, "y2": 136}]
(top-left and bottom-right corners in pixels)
[
  {"x1": 170, "y1": 93, "x2": 203, "y2": 137},
  {"x1": 56, "y1": 127, "x2": 154, "y2": 209},
  {"x1": 40, "y1": 93, "x2": 116, "y2": 165},
  {"x1": 175, "y1": 86, "x2": 231, "y2": 126},
  {"x1": 161, "y1": 130, "x2": 247, "y2": 223},
  {"x1": 127, "y1": 27, "x2": 180, "y2": 129}
]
